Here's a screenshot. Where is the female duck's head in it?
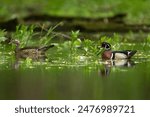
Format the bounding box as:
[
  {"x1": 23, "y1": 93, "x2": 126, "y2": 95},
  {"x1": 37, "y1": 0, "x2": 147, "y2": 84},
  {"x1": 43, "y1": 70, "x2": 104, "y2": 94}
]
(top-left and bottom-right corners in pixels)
[
  {"x1": 10, "y1": 40, "x2": 20, "y2": 46},
  {"x1": 101, "y1": 42, "x2": 111, "y2": 50}
]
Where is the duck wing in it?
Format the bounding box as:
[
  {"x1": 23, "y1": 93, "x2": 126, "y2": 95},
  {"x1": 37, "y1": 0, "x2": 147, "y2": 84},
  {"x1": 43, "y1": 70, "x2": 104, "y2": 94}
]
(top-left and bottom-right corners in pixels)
[
  {"x1": 112, "y1": 50, "x2": 137, "y2": 59},
  {"x1": 38, "y1": 44, "x2": 54, "y2": 52}
]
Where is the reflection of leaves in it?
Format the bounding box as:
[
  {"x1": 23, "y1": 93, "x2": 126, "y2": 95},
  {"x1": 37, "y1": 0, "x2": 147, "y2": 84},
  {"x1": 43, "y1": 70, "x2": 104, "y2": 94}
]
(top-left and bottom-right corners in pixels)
[{"x1": 25, "y1": 58, "x2": 33, "y2": 66}]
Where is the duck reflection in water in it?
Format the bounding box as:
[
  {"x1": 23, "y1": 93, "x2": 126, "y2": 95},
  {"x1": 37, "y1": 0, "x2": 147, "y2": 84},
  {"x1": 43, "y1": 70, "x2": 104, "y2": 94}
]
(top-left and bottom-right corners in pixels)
[
  {"x1": 10, "y1": 39, "x2": 55, "y2": 69},
  {"x1": 100, "y1": 59, "x2": 136, "y2": 78}
]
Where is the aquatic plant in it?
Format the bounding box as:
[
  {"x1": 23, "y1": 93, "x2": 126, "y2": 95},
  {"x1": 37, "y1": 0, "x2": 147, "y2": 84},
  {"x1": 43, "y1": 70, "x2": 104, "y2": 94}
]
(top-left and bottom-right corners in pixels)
[
  {"x1": 13, "y1": 25, "x2": 35, "y2": 47},
  {"x1": 0, "y1": 29, "x2": 6, "y2": 42}
]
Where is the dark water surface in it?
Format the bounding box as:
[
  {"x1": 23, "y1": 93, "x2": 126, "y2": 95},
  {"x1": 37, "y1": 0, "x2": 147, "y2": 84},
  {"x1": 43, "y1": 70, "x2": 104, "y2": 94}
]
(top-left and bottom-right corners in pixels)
[{"x1": 0, "y1": 58, "x2": 150, "y2": 100}]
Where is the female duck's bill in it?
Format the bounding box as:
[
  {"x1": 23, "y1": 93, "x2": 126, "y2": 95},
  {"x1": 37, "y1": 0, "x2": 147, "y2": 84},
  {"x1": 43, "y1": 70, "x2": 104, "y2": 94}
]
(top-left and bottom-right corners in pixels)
[{"x1": 101, "y1": 42, "x2": 137, "y2": 60}]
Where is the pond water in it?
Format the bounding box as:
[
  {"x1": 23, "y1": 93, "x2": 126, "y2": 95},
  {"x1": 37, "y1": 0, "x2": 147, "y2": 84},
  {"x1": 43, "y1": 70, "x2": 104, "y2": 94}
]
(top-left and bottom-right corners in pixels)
[{"x1": 0, "y1": 38, "x2": 150, "y2": 100}]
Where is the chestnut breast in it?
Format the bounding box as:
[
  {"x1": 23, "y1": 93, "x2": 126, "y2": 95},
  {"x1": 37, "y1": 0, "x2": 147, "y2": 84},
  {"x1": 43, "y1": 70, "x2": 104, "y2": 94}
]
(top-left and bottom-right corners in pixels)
[{"x1": 102, "y1": 50, "x2": 112, "y2": 60}]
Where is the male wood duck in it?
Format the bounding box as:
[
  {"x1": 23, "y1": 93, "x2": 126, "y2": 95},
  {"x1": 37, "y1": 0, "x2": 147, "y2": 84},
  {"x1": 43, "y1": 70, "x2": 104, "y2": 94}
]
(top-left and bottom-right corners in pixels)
[
  {"x1": 10, "y1": 40, "x2": 54, "y2": 60},
  {"x1": 101, "y1": 42, "x2": 137, "y2": 60}
]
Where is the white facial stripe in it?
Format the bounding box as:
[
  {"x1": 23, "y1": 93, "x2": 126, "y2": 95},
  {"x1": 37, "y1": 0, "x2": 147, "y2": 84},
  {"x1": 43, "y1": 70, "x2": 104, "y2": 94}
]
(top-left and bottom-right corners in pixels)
[
  {"x1": 128, "y1": 51, "x2": 131, "y2": 55},
  {"x1": 110, "y1": 53, "x2": 114, "y2": 59}
]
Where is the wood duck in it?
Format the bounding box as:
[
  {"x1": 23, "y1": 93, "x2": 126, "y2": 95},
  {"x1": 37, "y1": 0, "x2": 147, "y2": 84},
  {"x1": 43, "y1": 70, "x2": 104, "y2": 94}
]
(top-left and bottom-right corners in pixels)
[
  {"x1": 10, "y1": 40, "x2": 54, "y2": 60},
  {"x1": 101, "y1": 42, "x2": 137, "y2": 60}
]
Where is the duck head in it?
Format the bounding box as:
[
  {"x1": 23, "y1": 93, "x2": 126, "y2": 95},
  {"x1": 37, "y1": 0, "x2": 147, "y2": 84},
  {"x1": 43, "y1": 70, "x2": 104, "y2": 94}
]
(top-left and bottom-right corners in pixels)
[
  {"x1": 100, "y1": 42, "x2": 113, "y2": 60},
  {"x1": 10, "y1": 39, "x2": 20, "y2": 45},
  {"x1": 101, "y1": 42, "x2": 111, "y2": 50}
]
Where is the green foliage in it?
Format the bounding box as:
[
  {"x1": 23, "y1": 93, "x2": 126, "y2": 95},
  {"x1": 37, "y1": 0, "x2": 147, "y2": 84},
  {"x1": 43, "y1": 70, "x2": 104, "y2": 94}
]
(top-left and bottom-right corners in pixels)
[
  {"x1": 70, "y1": 30, "x2": 81, "y2": 56},
  {"x1": 11, "y1": 23, "x2": 61, "y2": 50},
  {"x1": 1, "y1": 24, "x2": 147, "y2": 69},
  {"x1": 13, "y1": 25, "x2": 35, "y2": 47},
  {"x1": 55, "y1": 30, "x2": 100, "y2": 63},
  {"x1": 142, "y1": 34, "x2": 150, "y2": 51},
  {"x1": 39, "y1": 22, "x2": 63, "y2": 46},
  {"x1": 1, "y1": 0, "x2": 150, "y2": 24},
  {"x1": 82, "y1": 39, "x2": 97, "y2": 56},
  {"x1": 24, "y1": 58, "x2": 33, "y2": 68},
  {"x1": 60, "y1": 30, "x2": 99, "y2": 59},
  {"x1": 100, "y1": 33, "x2": 121, "y2": 50},
  {"x1": 96, "y1": 33, "x2": 122, "y2": 56},
  {"x1": 0, "y1": 29, "x2": 7, "y2": 43}
]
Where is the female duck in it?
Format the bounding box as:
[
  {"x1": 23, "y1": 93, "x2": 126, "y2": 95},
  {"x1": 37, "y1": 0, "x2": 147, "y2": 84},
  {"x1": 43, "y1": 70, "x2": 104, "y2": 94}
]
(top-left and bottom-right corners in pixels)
[
  {"x1": 10, "y1": 40, "x2": 54, "y2": 60},
  {"x1": 101, "y1": 42, "x2": 137, "y2": 60}
]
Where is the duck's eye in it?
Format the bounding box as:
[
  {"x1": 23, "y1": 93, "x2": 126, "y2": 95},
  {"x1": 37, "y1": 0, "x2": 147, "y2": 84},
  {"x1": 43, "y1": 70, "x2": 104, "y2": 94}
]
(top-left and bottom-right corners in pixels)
[
  {"x1": 101, "y1": 42, "x2": 111, "y2": 49},
  {"x1": 106, "y1": 44, "x2": 110, "y2": 49}
]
